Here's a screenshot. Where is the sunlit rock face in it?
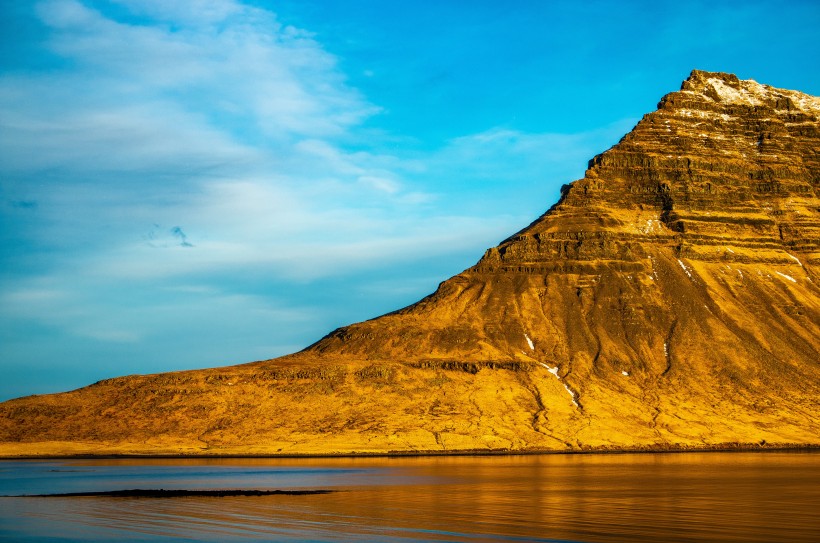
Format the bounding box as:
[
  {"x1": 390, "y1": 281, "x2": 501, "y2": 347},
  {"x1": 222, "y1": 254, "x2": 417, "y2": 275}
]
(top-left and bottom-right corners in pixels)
[{"x1": 2, "y1": 70, "x2": 819, "y2": 456}]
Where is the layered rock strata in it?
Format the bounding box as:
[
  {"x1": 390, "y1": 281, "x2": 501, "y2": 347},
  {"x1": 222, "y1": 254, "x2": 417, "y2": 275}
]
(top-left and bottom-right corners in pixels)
[{"x1": 2, "y1": 70, "x2": 819, "y2": 456}]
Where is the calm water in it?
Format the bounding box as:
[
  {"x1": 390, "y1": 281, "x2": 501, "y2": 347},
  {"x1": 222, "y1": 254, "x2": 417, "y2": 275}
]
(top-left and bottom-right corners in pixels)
[{"x1": 1, "y1": 451, "x2": 819, "y2": 542}]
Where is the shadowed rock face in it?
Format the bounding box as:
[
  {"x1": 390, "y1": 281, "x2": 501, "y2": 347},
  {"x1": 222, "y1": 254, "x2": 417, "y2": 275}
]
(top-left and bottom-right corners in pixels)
[{"x1": 2, "y1": 70, "x2": 819, "y2": 456}]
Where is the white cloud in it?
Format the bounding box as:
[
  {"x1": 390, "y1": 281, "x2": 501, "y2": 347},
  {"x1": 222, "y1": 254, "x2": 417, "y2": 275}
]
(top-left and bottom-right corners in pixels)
[
  {"x1": 2, "y1": 0, "x2": 432, "y2": 259},
  {"x1": 0, "y1": 0, "x2": 626, "y2": 397},
  {"x1": 0, "y1": 85, "x2": 258, "y2": 175},
  {"x1": 36, "y1": 0, "x2": 99, "y2": 28},
  {"x1": 109, "y1": 0, "x2": 244, "y2": 26},
  {"x1": 358, "y1": 175, "x2": 401, "y2": 194},
  {"x1": 3, "y1": 1, "x2": 622, "y2": 282},
  {"x1": 29, "y1": 0, "x2": 374, "y2": 148}
]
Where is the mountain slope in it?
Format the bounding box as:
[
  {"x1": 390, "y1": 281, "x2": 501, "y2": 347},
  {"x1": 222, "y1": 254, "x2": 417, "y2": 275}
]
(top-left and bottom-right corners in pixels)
[{"x1": 2, "y1": 70, "x2": 819, "y2": 456}]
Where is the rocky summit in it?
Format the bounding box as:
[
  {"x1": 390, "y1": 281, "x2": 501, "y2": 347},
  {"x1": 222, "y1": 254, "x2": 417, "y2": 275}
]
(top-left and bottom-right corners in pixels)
[{"x1": 2, "y1": 70, "x2": 819, "y2": 456}]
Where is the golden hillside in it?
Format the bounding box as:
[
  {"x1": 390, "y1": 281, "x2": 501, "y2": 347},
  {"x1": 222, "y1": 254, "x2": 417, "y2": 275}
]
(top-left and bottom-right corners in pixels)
[{"x1": 2, "y1": 70, "x2": 819, "y2": 456}]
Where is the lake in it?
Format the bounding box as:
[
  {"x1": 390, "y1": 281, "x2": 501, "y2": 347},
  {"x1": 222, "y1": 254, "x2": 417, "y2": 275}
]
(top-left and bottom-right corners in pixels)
[{"x1": 1, "y1": 451, "x2": 819, "y2": 542}]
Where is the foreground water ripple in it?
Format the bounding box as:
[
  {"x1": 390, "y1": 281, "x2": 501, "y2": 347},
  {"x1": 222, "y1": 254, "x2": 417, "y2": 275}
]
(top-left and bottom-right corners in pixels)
[{"x1": 1, "y1": 451, "x2": 819, "y2": 542}]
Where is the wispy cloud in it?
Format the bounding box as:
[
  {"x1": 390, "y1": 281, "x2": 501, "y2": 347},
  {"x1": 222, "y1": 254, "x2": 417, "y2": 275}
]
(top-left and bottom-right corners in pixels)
[
  {"x1": 2, "y1": 0, "x2": 438, "y2": 271},
  {"x1": 0, "y1": 0, "x2": 628, "y2": 400}
]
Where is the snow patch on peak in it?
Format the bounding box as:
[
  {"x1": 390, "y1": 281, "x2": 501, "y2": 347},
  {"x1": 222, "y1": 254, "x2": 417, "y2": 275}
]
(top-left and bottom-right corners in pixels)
[
  {"x1": 678, "y1": 259, "x2": 693, "y2": 279},
  {"x1": 787, "y1": 253, "x2": 803, "y2": 267},
  {"x1": 639, "y1": 219, "x2": 662, "y2": 235},
  {"x1": 539, "y1": 364, "x2": 578, "y2": 407},
  {"x1": 541, "y1": 364, "x2": 560, "y2": 377},
  {"x1": 563, "y1": 384, "x2": 579, "y2": 407},
  {"x1": 707, "y1": 77, "x2": 765, "y2": 106},
  {"x1": 524, "y1": 334, "x2": 534, "y2": 351},
  {"x1": 775, "y1": 271, "x2": 797, "y2": 283},
  {"x1": 790, "y1": 92, "x2": 820, "y2": 116},
  {"x1": 683, "y1": 71, "x2": 820, "y2": 116}
]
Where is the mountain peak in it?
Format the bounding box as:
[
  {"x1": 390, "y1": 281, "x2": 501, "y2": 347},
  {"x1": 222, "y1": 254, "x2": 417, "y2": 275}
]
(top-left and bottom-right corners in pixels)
[
  {"x1": 2, "y1": 72, "x2": 819, "y2": 456},
  {"x1": 679, "y1": 69, "x2": 820, "y2": 114}
]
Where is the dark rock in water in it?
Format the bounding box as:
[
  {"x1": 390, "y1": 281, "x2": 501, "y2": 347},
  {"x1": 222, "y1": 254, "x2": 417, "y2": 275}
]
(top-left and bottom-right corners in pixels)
[{"x1": 19, "y1": 489, "x2": 334, "y2": 498}]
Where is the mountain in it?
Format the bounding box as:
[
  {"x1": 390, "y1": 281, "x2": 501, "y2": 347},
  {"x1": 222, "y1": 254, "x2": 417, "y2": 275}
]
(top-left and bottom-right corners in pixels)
[{"x1": 2, "y1": 70, "x2": 819, "y2": 456}]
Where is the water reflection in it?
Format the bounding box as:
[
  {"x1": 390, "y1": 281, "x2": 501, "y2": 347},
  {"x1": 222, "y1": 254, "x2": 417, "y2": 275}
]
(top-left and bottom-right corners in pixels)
[{"x1": 1, "y1": 452, "x2": 819, "y2": 542}]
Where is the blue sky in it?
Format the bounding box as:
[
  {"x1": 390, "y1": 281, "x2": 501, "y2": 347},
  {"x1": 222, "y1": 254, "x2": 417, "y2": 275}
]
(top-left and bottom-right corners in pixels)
[{"x1": 1, "y1": 0, "x2": 818, "y2": 401}]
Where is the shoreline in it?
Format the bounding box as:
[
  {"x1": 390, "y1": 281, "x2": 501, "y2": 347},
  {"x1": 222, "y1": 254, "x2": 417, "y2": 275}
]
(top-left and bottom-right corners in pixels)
[{"x1": 2, "y1": 442, "x2": 819, "y2": 460}]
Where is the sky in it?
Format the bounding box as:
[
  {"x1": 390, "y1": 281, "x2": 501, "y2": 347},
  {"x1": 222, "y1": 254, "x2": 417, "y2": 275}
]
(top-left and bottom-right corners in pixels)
[{"x1": 1, "y1": 0, "x2": 819, "y2": 401}]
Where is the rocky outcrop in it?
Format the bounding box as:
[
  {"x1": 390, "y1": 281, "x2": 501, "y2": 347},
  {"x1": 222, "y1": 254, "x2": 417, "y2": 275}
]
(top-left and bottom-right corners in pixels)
[{"x1": 1, "y1": 70, "x2": 819, "y2": 456}]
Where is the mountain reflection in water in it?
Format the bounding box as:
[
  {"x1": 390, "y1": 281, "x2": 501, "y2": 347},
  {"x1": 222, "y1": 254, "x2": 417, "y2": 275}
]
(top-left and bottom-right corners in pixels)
[{"x1": 1, "y1": 451, "x2": 819, "y2": 542}]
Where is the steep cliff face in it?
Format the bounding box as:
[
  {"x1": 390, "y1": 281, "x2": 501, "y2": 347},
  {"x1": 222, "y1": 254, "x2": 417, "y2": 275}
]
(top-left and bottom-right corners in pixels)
[
  {"x1": 311, "y1": 70, "x2": 820, "y2": 379},
  {"x1": 2, "y1": 70, "x2": 819, "y2": 456}
]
